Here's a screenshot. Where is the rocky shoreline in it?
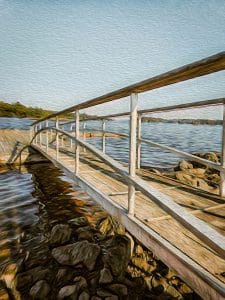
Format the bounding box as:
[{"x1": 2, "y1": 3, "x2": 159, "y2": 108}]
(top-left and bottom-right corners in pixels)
[
  {"x1": 0, "y1": 212, "x2": 199, "y2": 300},
  {"x1": 149, "y1": 152, "x2": 221, "y2": 195}
]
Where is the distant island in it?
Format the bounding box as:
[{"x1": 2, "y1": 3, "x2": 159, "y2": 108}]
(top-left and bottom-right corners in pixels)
[
  {"x1": 0, "y1": 101, "x2": 89, "y2": 120},
  {"x1": 142, "y1": 116, "x2": 222, "y2": 126}
]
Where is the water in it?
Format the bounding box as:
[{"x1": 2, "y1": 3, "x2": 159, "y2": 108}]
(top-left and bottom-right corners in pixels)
[
  {"x1": 0, "y1": 117, "x2": 222, "y2": 167},
  {"x1": 0, "y1": 117, "x2": 33, "y2": 130},
  {"x1": 85, "y1": 119, "x2": 222, "y2": 168},
  {"x1": 0, "y1": 163, "x2": 105, "y2": 269}
]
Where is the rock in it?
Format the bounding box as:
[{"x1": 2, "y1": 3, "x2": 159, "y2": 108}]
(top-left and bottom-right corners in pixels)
[
  {"x1": 16, "y1": 272, "x2": 32, "y2": 289},
  {"x1": 99, "y1": 268, "x2": 113, "y2": 284},
  {"x1": 55, "y1": 268, "x2": 75, "y2": 284},
  {"x1": 135, "y1": 245, "x2": 144, "y2": 255},
  {"x1": 196, "y1": 178, "x2": 210, "y2": 190},
  {"x1": 16, "y1": 266, "x2": 50, "y2": 289},
  {"x1": 30, "y1": 280, "x2": 50, "y2": 299},
  {"x1": 105, "y1": 296, "x2": 118, "y2": 300},
  {"x1": 108, "y1": 284, "x2": 128, "y2": 296},
  {"x1": 179, "y1": 160, "x2": 193, "y2": 171},
  {"x1": 73, "y1": 276, "x2": 87, "y2": 289},
  {"x1": 131, "y1": 256, "x2": 156, "y2": 273},
  {"x1": 49, "y1": 224, "x2": 72, "y2": 245},
  {"x1": 97, "y1": 216, "x2": 125, "y2": 236},
  {"x1": 77, "y1": 227, "x2": 95, "y2": 242},
  {"x1": 91, "y1": 297, "x2": 101, "y2": 300},
  {"x1": 58, "y1": 285, "x2": 77, "y2": 299},
  {"x1": 79, "y1": 291, "x2": 90, "y2": 300},
  {"x1": 203, "y1": 152, "x2": 219, "y2": 163},
  {"x1": 58, "y1": 278, "x2": 87, "y2": 300},
  {"x1": 175, "y1": 172, "x2": 197, "y2": 187},
  {"x1": 1, "y1": 263, "x2": 18, "y2": 288},
  {"x1": 0, "y1": 263, "x2": 21, "y2": 299},
  {"x1": 68, "y1": 217, "x2": 88, "y2": 227},
  {"x1": 97, "y1": 288, "x2": 114, "y2": 297},
  {"x1": 190, "y1": 168, "x2": 206, "y2": 176},
  {"x1": 52, "y1": 240, "x2": 101, "y2": 270},
  {"x1": 103, "y1": 235, "x2": 131, "y2": 277},
  {"x1": 0, "y1": 282, "x2": 10, "y2": 300}
]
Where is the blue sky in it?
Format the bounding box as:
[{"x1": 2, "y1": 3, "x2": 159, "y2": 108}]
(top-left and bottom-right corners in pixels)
[{"x1": 0, "y1": 0, "x2": 225, "y2": 118}]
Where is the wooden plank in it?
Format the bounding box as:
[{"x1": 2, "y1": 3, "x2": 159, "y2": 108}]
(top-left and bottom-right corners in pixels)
[
  {"x1": 63, "y1": 130, "x2": 225, "y2": 257},
  {"x1": 32, "y1": 52, "x2": 225, "y2": 125},
  {"x1": 37, "y1": 128, "x2": 225, "y2": 258},
  {"x1": 30, "y1": 144, "x2": 225, "y2": 300}
]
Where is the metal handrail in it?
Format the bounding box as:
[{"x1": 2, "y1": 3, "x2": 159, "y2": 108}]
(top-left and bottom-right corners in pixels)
[
  {"x1": 32, "y1": 51, "x2": 225, "y2": 125},
  {"x1": 32, "y1": 126, "x2": 225, "y2": 258}
]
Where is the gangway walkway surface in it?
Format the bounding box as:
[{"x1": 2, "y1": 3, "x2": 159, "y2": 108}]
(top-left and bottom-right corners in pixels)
[{"x1": 29, "y1": 52, "x2": 225, "y2": 299}]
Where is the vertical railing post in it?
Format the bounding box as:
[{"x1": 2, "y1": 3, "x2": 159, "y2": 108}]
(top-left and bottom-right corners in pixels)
[
  {"x1": 50, "y1": 121, "x2": 53, "y2": 143},
  {"x1": 220, "y1": 103, "x2": 225, "y2": 197},
  {"x1": 39, "y1": 123, "x2": 42, "y2": 147},
  {"x1": 61, "y1": 124, "x2": 64, "y2": 148},
  {"x1": 46, "y1": 120, "x2": 49, "y2": 153},
  {"x1": 102, "y1": 119, "x2": 106, "y2": 153},
  {"x1": 56, "y1": 117, "x2": 59, "y2": 160},
  {"x1": 137, "y1": 114, "x2": 142, "y2": 169},
  {"x1": 70, "y1": 124, "x2": 73, "y2": 149},
  {"x1": 34, "y1": 125, "x2": 37, "y2": 145},
  {"x1": 83, "y1": 121, "x2": 86, "y2": 153},
  {"x1": 128, "y1": 93, "x2": 138, "y2": 215},
  {"x1": 75, "y1": 111, "x2": 80, "y2": 175}
]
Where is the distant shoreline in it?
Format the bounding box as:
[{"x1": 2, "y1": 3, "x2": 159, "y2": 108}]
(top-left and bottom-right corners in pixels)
[{"x1": 142, "y1": 117, "x2": 222, "y2": 125}]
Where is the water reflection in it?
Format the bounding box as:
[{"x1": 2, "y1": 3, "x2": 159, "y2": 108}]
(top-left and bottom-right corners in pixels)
[{"x1": 0, "y1": 163, "x2": 106, "y2": 274}]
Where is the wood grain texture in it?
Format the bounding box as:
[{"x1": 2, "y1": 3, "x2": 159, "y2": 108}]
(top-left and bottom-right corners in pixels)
[{"x1": 32, "y1": 142, "x2": 225, "y2": 299}]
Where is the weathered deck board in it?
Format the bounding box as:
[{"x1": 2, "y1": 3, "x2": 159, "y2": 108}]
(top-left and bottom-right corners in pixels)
[
  {"x1": 41, "y1": 145, "x2": 225, "y2": 285},
  {"x1": 1, "y1": 130, "x2": 225, "y2": 298}
]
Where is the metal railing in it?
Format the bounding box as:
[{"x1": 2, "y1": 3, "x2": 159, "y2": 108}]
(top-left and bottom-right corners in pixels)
[{"x1": 30, "y1": 52, "x2": 225, "y2": 258}]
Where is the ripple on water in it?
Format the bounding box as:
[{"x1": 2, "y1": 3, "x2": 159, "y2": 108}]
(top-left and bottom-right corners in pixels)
[{"x1": 0, "y1": 163, "x2": 106, "y2": 270}]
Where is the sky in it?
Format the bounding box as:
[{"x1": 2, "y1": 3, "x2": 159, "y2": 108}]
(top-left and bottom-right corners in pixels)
[{"x1": 0, "y1": 0, "x2": 225, "y2": 118}]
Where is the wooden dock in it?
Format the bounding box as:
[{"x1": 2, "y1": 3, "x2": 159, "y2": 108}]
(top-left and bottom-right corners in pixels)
[
  {"x1": 2, "y1": 52, "x2": 225, "y2": 299},
  {"x1": 31, "y1": 139, "x2": 225, "y2": 300}
]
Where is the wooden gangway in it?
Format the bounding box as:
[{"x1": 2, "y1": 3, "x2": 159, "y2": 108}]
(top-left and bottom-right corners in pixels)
[{"x1": 30, "y1": 52, "x2": 225, "y2": 299}]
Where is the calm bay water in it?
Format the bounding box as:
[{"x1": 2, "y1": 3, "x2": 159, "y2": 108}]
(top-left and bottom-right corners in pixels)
[
  {"x1": 0, "y1": 163, "x2": 104, "y2": 269},
  {"x1": 0, "y1": 117, "x2": 222, "y2": 168}
]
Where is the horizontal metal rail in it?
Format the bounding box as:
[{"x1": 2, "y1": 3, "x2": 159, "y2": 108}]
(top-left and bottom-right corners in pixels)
[
  {"x1": 32, "y1": 51, "x2": 225, "y2": 125},
  {"x1": 33, "y1": 126, "x2": 225, "y2": 258},
  {"x1": 86, "y1": 129, "x2": 222, "y2": 172},
  {"x1": 91, "y1": 97, "x2": 225, "y2": 119}
]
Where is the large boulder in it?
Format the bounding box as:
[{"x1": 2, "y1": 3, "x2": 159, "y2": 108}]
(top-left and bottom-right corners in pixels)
[
  {"x1": 103, "y1": 235, "x2": 131, "y2": 277},
  {"x1": 49, "y1": 224, "x2": 72, "y2": 245},
  {"x1": 52, "y1": 240, "x2": 101, "y2": 270}
]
